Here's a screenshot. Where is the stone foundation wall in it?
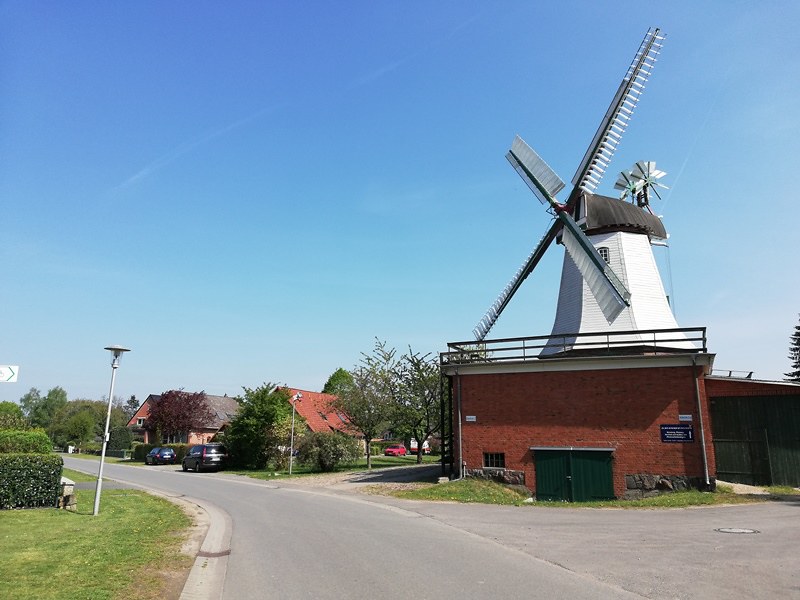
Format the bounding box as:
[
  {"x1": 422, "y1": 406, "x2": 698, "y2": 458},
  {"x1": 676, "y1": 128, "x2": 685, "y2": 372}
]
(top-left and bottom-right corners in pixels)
[
  {"x1": 625, "y1": 473, "x2": 716, "y2": 499},
  {"x1": 466, "y1": 467, "x2": 526, "y2": 487}
]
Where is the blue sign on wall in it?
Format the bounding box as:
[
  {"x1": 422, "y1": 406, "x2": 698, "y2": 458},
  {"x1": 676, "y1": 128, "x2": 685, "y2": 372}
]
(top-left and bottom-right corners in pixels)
[{"x1": 660, "y1": 424, "x2": 694, "y2": 443}]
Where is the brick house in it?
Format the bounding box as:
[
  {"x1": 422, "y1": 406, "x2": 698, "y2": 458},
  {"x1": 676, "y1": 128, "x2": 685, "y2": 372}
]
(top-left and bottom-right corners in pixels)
[
  {"x1": 127, "y1": 393, "x2": 239, "y2": 445},
  {"x1": 440, "y1": 331, "x2": 800, "y2": 500},
  {"x1": 281, "y1": 387, "x2": 353, "y2": 435}
]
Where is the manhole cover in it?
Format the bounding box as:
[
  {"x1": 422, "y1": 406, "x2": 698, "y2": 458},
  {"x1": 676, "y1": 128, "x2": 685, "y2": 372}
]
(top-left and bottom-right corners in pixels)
[{"x1": 715, "y1": 528, "x2": 760, "y2": 534}]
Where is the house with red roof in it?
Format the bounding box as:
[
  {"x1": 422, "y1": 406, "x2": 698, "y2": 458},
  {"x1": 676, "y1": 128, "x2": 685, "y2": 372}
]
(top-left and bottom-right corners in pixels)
[
  {"x1": 281, "y1": 387, "x2": 354, "y2": 436},
  {"x1": 127, "y1": 392, "x2": 239, "y2": 445}
]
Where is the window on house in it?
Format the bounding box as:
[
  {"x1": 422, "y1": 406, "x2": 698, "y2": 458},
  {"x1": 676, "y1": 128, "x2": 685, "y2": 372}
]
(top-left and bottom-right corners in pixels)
[
  {"x1": 483, "y1": 452, "x2": 505, "y2": 469},
  {"x1": 136, "y1": 417, "x2": 145, "y2": 427},
  {"x1": 163, "y1": 432, "x2": 188, "y2": 444},
  {"x1": 598, "y1": 247, "x2": 610, "y2": 263}
]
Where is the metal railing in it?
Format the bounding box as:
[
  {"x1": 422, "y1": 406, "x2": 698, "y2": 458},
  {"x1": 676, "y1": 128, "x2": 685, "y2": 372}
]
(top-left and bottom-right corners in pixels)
[{"x1": 441, "y1": 327, "x2": 706, "y2": 366}]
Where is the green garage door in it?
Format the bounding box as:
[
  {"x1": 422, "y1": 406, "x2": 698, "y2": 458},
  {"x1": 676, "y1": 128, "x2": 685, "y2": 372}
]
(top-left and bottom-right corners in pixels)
[{"x1": 534, "y1": 448, "x2": 615, "y2": 502}]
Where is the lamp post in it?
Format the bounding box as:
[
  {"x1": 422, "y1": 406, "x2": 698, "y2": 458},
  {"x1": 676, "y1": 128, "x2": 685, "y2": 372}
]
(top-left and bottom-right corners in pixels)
[
  {"x1": 288, "y1": 392, "x2": 301, "y2": 475},
  {"x1": 93, "y1": 345, "x2": 130, "y2": 516}
]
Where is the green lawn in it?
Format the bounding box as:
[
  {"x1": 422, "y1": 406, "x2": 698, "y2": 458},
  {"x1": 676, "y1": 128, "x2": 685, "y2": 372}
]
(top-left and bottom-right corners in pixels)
[
  {"x1": 230, "y1": 453, "x2": 439, "y2": 480},
  {"x1": 0, "y1": 487, "x2": 191, "y2": 600},
  {"x1": 393, "y1": 478, "x2": 771, "y2": 508}
]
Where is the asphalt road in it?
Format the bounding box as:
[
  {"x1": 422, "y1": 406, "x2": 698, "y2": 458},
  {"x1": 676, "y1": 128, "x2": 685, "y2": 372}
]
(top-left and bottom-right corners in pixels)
[{"x1": 64, "y1": 457, "x2": 800, "y2": 599}]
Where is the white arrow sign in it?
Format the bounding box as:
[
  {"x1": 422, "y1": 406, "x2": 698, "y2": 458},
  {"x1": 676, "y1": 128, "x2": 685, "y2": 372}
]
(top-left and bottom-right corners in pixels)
[{"x1": 0, "y1": 366, "x2": 19, "y2": 383}]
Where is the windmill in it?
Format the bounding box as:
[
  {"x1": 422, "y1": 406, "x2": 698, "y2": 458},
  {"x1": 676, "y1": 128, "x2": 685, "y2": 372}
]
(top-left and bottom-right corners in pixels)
[{"x1": 473, "y1": 27, "x2": 694, "y2": 355}]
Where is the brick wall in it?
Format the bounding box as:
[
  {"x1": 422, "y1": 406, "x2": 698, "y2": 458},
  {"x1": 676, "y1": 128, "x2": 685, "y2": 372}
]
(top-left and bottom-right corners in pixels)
[{"x1": 453, "y1": 364, "x2": 714, "y2": 497}]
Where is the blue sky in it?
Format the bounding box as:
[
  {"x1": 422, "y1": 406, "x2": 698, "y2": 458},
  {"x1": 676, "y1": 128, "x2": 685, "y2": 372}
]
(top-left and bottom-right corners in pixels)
[{"x1": 2, "y1": 2, "x2": 798, "y2": 404}]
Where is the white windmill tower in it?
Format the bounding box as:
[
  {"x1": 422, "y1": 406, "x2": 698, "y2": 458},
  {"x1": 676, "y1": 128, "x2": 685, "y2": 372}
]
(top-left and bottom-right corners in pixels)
[{"x1": 473, "y1": 28, "x2": 696, "y2": 356}]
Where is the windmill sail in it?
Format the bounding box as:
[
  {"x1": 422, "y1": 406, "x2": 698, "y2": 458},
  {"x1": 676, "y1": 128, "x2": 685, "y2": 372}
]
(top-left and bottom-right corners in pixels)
[
  {"x1": 473, "y1": 219, "x2": 560, "y2": 341},
  {"x1": 571, "y1": 27, "x2": 664, "y2": 196},
  {"x1": 507, "y1": 136, "x2": 565, "y2": 205},
  {"x1": 559, "y1": 218, "x2": 628, "y2": 323},
  {"x1": 472, "y1": 28, "x2": 663, "y2": 341}
]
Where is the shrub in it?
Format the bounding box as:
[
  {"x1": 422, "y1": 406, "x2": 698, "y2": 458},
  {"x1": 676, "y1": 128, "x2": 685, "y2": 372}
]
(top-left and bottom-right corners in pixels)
[
  {"x1": 0, "y1": 453, "x2": 63, "y2": 509},
  {"x1": 134, "y1": 442, "x2": 190, "y2": 463},
  {"x1": 133, "y1": 443, "x2": 156, "y2": 462},
  {"x1": 0, "y1": 429, "x2": 52, "y2": 454},
  {"x1": 108, "y1": 426, "x2": 133, "y2": 451},
  {"x1": 298, "y1": 432, "x2": 359, "y2": 472}
]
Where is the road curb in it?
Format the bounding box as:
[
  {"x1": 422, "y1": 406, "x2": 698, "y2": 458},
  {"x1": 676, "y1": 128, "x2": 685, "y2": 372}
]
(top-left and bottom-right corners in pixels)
[{"x1": 178, "y1": 496, "x2": 232, "y2": 600}]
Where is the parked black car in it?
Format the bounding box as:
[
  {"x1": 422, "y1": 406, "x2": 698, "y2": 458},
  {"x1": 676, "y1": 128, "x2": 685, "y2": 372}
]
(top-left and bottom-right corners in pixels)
[
  {"x1": 145, "y1": 447, "x2": 176, "y2": 465},
  {"x1": 182, "y1": 443, "x2": 227, "y2": 472}
]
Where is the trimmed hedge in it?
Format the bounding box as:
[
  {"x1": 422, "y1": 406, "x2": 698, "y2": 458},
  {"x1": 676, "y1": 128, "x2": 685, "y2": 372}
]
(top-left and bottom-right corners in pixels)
[
  {"x1": 134, "y1": 443, "x2": 190, "y2": 463},
  {"x1": 0, "y1": 429, "x2": 52, "y2": 454},
  {"x1": 0, "y1": 453, "x2": 63, "y2": 509}
]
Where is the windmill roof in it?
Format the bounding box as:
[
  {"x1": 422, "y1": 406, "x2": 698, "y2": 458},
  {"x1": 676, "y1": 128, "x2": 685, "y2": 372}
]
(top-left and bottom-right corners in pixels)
[{"x1": 580, "y1": 193, "x2": 667, "y2": 239}]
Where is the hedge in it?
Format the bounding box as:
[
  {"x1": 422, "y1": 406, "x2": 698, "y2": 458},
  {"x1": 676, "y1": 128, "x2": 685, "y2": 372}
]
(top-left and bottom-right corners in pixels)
[
  {"x1": 0, "y1": 429, "x2": 52, "y2": 454},
  {"x1": 134, "y1": 443, "x2": 190, "y2": 463},
  {"x1": 0, "y1": 453, "x2": 63, "y2": 509}
]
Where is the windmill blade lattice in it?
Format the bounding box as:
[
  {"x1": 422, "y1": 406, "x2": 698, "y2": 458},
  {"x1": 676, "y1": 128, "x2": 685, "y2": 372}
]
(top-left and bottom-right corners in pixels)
[{"x1": 571, "y1": 28, "x2": 665, "y2": 198}]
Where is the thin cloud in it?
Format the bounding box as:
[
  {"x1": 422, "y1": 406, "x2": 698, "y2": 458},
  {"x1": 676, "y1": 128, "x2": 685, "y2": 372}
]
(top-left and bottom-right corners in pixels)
[{"x1": 113, "y1": 104, "x2": 282, "y2": 191}]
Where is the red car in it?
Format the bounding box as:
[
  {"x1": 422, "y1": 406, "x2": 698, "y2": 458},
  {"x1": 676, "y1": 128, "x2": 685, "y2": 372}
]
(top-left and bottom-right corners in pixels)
[{"x1": 384, "y1": 444, "x2": 407, "y2": 457}]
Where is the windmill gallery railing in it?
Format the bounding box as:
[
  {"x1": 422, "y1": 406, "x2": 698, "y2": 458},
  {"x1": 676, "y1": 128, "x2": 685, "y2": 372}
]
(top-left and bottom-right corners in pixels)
[{"x1": 441, "y1": 327, "x2": 707, "y2": 367}]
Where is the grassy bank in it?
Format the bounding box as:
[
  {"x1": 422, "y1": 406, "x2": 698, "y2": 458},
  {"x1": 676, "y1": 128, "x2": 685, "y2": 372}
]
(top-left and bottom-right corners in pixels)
[
  {"x1": 231, "y1": 453, "x2": 438, "y2": 480},
  {"x1": 393, "y1": 478, "x2": 771, "y2": 508},
  {"x1": 0, "y1": 487, "x2": 192, "y2": 600}
]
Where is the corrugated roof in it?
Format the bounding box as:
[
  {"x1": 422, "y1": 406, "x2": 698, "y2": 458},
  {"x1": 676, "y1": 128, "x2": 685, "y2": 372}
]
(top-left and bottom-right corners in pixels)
[{"x1": 580, "y1": 193, "x2": 667, "y2": 239}]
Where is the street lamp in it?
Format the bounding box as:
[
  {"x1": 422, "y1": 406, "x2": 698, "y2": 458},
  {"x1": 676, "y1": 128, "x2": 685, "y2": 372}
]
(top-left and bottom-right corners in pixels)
[
  {"x1": 288, "y1": 392, "x2": 302, "y2": 475},
  {"x1": 93, "y1": 345, "x2": 130, "y2": 516}
]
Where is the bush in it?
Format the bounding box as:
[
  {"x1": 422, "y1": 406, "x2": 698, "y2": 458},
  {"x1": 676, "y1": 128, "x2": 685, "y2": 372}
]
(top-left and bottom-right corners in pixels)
[
  {"x1": 133, "y1": 443, "x2": 190, "y2": 463},
  {"x1": 0, "y1": 429, "x2": 52, "y2": 454},
  {"x1": 298, "y1": 432, "x2": 359, "y2": 472},
  {"x1": 0, "y1": 453, "x2": 63, "y2": 509},
  {"x1": 108, "y1": 426, "x2": 133, "y2": 451}
]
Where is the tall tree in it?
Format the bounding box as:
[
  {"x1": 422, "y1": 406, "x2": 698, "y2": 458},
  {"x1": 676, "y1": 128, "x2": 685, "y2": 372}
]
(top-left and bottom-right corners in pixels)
[
  {"x1": 20, "y1": 386, "x2": 68, "y2": 430},
  {"x1": 49, "y1": 399, "x2": 127, "y2": 447},
  {"x1": 226, "y1": 384, "x2": 295, "y2": 469},
  {"x1": 329, "y1": 339, "x2": 397, "y2": 469},
  {"x1": 122, "y1": 394, "x2": 140, "y2": 421},
  {"x1": 322, "y1": 368, "x2": 353, "y2": 394},
  {"x1": 62, "y1": 411, "x2": 96, "y2": 450},
  {"x1": 147, "y1": 390, "x2": 213, "y2": 443},
  {"x1": 787, "y1": 314, "x2": 800, "y2": 382},
  {"x1": 393, "y1": 348, "x2": 442, "y2": 464}
]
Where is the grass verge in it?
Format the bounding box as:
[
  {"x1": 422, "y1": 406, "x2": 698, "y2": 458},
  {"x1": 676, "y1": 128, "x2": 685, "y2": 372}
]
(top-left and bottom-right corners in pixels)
[
  {"x1": 230, "y1": 453, "x2": 438, "y2": 480},
  {"x1": 392, "y1": 478, "x2": 770, "y2": 508},
  {"x1": 0, "y1": 488, "x2": 192, "y2": 600}
]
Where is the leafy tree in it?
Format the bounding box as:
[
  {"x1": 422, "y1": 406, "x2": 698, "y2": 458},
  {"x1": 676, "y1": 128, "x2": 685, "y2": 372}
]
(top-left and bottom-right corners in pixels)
[
  {"x1": 49, "y1": 400, "x2": 100, "y2": 447},
  {"x1": 322, "y1": 368, "x2": 353, "y2": 394},
  {"x1": 329, "y1": 339, "x2": 397, "y2": 469},
  {"x1": 787, "y1": 314, "x2": 800, "y2": 383},
  {"x1": 63, "y1": 411, "x2": 96, "y2": 450},
  {"x1": 0, "y1": 401, "x2": 27, "y2": 430},
  {"x1": 122, "y1": 394, "x2": 140, "y2": 421},
  {"x1": 226, "y1": 384, "x2": 296, "y2": 469},
  {"x1": 146, "y1": 390, "x2": 213, "y2": 443},
  {"x1": 297, "y1": 431, "x2": 359, "y2": 472},
  {"x1": 393, "y1": 348, "x2": 442, "y2": 464},
  {"x1": 108, "y1": 425, "x2": 133, "y2": 451},
  {"x1": 20, "y1": 387, "x2": 68, "y2": 430}
]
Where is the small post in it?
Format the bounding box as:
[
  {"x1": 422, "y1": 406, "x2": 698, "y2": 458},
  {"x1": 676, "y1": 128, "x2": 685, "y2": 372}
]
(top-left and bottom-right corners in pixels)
[{"x1": 288, "y1": 392, "x2": 302, "y2": 475}]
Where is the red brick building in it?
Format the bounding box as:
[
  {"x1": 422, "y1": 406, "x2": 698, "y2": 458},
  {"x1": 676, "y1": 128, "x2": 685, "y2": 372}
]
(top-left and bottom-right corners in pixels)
[{"x1": 440, "y1": 330, "x2": 800, "y2": 500}]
